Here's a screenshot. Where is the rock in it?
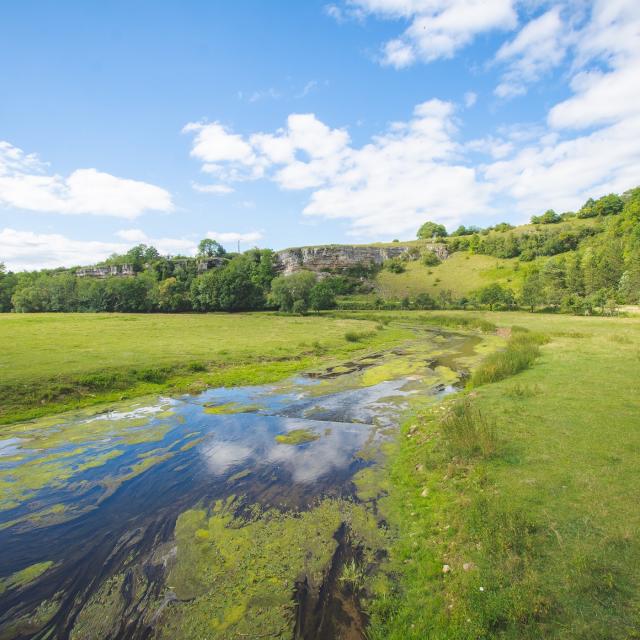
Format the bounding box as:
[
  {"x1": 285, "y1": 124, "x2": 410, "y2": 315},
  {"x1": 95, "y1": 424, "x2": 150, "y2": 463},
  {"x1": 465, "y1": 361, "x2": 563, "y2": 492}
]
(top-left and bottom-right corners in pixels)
[
  {"x1": 415, "y1": 463, "x2": 424, "y2": 473},
  {"x1": 442, "y1": 564, "x2": 451, "y2": 574},
  {"x1": 463, "y1": 562, "x2": 476, "y2": 572},
  {"x1": 275, "y1": 243, "x2": 448, "y2": 276},
  {"x1": 420, "y1": 487, "x2": 429, "y2": 497}
]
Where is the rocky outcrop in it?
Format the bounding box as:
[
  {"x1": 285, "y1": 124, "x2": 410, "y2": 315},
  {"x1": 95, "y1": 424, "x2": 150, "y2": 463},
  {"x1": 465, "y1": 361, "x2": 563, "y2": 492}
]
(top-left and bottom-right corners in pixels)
[
  {"x1": 275, "y1": 243, "x2": 448, "y2": 275},
  {"x1": 76, "y1": 264, "x2": 135, "y2": 278}
]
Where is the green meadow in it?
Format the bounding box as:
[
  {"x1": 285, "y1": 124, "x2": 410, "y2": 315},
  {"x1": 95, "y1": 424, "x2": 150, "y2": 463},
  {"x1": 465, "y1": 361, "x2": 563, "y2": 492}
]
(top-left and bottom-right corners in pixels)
[
  {"x1": 0, "y1": 312, "x2": 412, "y2": 424},
  {"x1": 363, "y1": 311, "x2": 640, "y2": 639}
]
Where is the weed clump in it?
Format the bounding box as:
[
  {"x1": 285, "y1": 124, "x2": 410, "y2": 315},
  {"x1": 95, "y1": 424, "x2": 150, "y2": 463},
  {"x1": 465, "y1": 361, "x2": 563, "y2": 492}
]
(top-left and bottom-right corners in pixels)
[
  {"x1": 471, "y1": 332, "x2": 548, "y2": 386},
  {"x1": 439, "y1": 397, "x2": 497, "y2": 459},
  {"x1": 344, "y1": 330, "x2": 373, "y2": 343}
]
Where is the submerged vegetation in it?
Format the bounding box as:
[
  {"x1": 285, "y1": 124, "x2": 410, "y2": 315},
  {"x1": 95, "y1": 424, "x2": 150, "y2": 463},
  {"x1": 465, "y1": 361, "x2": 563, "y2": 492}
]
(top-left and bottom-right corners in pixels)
[{"x1": 274, "y1": 428, "x2": 320, "y2": 445}]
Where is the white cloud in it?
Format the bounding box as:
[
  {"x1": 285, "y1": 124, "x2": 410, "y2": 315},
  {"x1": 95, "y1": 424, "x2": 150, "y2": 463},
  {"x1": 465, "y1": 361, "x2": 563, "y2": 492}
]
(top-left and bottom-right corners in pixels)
[
  {"x1": 191, "y1": 182, "x2": 235, "y2": 194},
  {"x1": 464, "y1": 91, "x2": 477, "y2": 107},
  {"x1": 182, "y1": 121, "x2": 264, "y2": 181},
  {"x1": 482, "y1": 0, "x2": 640, "y2": 215},
  {"x1": 114, "y1": 229, "x2": 197, "y2": 256},
  {"x1": 0, "y1": 228, "x2": 129, "y2": 271},
  {"x1": 115, "y1": 228, "x2": 148, "y2": 242},
  {"x1": 494, "y1": 7, "x2": 568, "y2": 98},
  {"x1": 186, "y1": 99, "x2": 491, "y2": 237},
  {"x1": 0, "y1": 142, "x2": 172, "y2": 218},
  {"x1": 337, "y1": 0, "x2": 517, "y2": 67},
  {"x1": 206, "y1": 230, "x2": 263, "y2": 246}
]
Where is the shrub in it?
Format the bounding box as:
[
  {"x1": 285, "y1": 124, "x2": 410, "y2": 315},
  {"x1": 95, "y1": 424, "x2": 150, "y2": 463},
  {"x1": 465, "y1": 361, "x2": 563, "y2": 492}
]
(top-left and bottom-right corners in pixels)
[
  {"x1": 439, "y1": 397, "x2": 497, "y2": 459},
  {"x1": 385, "y1": 257, "x2": 406, "y2": 273},
  {"x1": 421, "y1": 250, "x2": 441, "y2": 266}
]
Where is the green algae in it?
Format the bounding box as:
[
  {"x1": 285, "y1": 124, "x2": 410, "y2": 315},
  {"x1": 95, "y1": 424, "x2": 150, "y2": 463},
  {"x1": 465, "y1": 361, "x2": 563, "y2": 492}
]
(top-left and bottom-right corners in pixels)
[
  {"x1": 203, "y1": 401, "x2": 262, "y2": 415},
  {"x1": 156, "y1": 497, "x2": 387, "y2": 639},
  {"x1": 274, "y1": 428, "x2": 320, "y2": 445},
  {"x1": 0, "y1": 561, "x2": 54, "y2": 595}
]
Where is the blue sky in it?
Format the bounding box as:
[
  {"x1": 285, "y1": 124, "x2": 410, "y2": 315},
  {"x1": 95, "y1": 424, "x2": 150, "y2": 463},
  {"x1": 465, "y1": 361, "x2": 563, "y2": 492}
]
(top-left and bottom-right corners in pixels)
[{"x1": 1, "y1": 0, "x2": 639, "y2": 270}]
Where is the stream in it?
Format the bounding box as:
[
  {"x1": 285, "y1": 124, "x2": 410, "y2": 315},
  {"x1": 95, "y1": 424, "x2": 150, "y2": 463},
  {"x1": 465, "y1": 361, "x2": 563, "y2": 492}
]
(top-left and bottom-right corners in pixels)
[{"x1": 0, "y1": 328, "x2": 481, "y2": 639}]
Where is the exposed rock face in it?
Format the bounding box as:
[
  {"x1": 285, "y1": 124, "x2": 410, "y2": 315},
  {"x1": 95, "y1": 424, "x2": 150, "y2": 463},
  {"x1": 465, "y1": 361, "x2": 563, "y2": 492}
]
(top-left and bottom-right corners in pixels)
[
  {"x1": 76, "y1": 264, "x2": 135, "y2": 278},
  {"x1": 275, "y1": 244, "x2": 448, "y2": 275}
]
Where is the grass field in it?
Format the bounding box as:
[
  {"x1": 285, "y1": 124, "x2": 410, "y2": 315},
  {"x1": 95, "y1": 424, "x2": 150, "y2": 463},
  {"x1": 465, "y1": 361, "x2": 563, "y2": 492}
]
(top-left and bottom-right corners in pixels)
[
  {"x1": 363, "y1": 311, "x2": 640, "y2": 639},
  {"x1": 375, "y1": 252, "x2": 526, "y2": 299},
  {"x1": 2, "y1": 309, "x2": 639, "y2": 638},
  {"x1": 0, "y1": 312, "x2": 413, "y2": 425}
]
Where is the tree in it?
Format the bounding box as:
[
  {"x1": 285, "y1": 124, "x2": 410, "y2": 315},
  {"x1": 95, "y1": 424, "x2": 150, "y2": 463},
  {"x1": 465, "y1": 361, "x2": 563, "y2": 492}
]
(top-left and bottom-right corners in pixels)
[
  {"x1": 476, "y1": 283, "x2": 512, "y2": 311},
  {"x1": 414, "y1": 292, "x2": 436, "y2": 309},
  {"x1": 0, "y1": 264, "x2": 18, "y2": 312},
  {"x1": 198, "y1": 238, "x2": 226, "y2": 258},
  {"x1": 520, "y1": 270, "x2": 544, "y2": 312},
  {"x1": 269, "y1": 271, "x2": 317, "y2": 313},
  {"x1": 309, "y1": 281, "x2": 336, "y2": 313},
  {"x1": 417, "y1": 221, "x2": 447, "y2": 239},
  {"x1": 531, "y1": 209, "x2": 561, "y2": 224}
]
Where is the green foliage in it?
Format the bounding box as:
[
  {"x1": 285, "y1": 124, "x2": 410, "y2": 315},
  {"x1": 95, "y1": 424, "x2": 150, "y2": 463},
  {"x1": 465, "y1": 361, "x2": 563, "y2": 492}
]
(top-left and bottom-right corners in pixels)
[
  {"x1": 417, "y1": 221, "x2": 448, "y2": 239},
  {"x1": 451, "y1": 224, "x2": 481, "y2": 236},
  {"x1": 269, "y1": 270, "x2": 317, "y2": 312},
  {"x1": 190, "y1": 249, "x2": 275, "y2": 311},
  {"x1": 475, "y1": 282, "x2": 515, "y2": 310},
  {"x1": 385, "y1": 257, "x2": 406, "y2": 273},
  {"x1": 197, "y1": 238, "x2": 226, "y2": 257},
  {"x1": 531, "y1": 209, "x2": 561, "y2": 224},
  {"x1": 420, "y1": 250, "x2": 441, "y2": 266},
  {"x1": 578, "y1": 193, "x2": 624, "y2": 218},
  {"x1": 309, "y1": 280, "x2": 337, "y2": 312}
]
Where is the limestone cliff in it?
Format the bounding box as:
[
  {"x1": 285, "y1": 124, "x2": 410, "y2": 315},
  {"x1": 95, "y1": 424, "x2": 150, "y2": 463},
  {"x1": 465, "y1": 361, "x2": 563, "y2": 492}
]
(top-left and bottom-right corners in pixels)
[{"x1": 275, "y1": 243, "x2": 448, "y2": 275}]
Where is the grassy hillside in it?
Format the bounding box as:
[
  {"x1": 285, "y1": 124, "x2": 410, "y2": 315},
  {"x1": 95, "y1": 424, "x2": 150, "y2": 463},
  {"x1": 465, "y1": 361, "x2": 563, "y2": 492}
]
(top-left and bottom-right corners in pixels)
[
  {"x1": 375, "y1": 253, "x2": 526, "y2": 298},
  {"x1": 364, "y1": 311, "x2": 640, "y2": 638}
]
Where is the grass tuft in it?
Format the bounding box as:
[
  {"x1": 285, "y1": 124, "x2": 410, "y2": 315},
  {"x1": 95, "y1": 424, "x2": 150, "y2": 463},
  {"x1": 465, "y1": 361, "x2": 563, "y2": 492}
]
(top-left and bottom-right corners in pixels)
[
  {"x1": 439, "y1": 397, "x2": 497, "y2": 459},
  {"x1": 470, "y1": 331, "x2": 547, "y2": 386}
]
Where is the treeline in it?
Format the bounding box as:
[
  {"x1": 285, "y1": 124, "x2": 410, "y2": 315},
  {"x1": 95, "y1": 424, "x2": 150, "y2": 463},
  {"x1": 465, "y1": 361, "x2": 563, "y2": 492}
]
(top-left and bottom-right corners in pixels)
[{"x1": 0, "y1": 246, "x2": 351, "y2": 314}]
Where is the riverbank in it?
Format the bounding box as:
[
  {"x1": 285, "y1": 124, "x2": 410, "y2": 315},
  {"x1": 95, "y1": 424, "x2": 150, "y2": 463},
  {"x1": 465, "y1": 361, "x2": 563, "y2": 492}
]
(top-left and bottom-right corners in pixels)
[{"x1": 364, "y1": 311, "x2": 640, "y2": 638}]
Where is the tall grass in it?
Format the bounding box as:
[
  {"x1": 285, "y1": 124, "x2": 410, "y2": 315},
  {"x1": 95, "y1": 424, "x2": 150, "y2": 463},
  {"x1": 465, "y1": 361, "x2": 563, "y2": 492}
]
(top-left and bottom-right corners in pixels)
[
  {"x1": 470, "y1": 331, "x2": 548, "y2": 386},
  {"x1": 440, "y1": 397, "x2": 497, "y2": 459}
]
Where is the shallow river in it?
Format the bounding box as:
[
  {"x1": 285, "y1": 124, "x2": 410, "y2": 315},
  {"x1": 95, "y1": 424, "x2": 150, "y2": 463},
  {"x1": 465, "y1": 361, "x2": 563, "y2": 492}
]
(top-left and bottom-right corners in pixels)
[{"x1": 0, "y1": 328, "x2": 480, "y2": 639}]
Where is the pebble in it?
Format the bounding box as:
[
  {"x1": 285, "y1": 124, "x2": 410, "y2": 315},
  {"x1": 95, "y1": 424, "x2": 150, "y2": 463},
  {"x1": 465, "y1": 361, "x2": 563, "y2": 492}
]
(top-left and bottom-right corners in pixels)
[
  {"x1": 463, "y1": 562, "x2": 475, "y2": 571},
  {"x1": 420, "y1": 487, "x2": 429, "y2": 497},
  {"x1": 442, "y1": 564, "x2": 451, "y2": 574}
]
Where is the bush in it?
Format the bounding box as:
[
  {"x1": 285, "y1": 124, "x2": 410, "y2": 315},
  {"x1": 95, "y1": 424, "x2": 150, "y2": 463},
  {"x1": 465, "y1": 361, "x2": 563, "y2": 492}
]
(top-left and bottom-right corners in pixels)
[
  {"x1": 421, "y1": 250, "x2": 441, "y2": 266},
  {"x1": 385, "y1": 257, "x2": 406, "y2": 273},
  {"x1": 439, "y1": 397, "x2": 497, "y2": 459}
]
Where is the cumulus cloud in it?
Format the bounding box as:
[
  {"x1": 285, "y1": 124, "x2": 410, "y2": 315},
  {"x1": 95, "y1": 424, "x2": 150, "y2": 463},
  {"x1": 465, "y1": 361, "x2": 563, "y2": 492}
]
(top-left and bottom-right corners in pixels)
[
  {"x1": 494, "y1": 7, "x2": 568, "y2": 98},
  {"x1": 0, "y1": 228, "x2": 129, "y2": 271},
  {"x1": 332, "y1": 0, "x2": 517, "y2": 67},
  {"x1": 483, "y1": 0, "x2": 640, "y2": 215},
  {"x1": 0, "y1": 142, "x2": 173, "y2": 218},
  {"x1": 185, "y1": 99, "x2": 492, "y2": 237},
  {"x1": 0, "y1": 227, "x2": 201, "y2": 272}
]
